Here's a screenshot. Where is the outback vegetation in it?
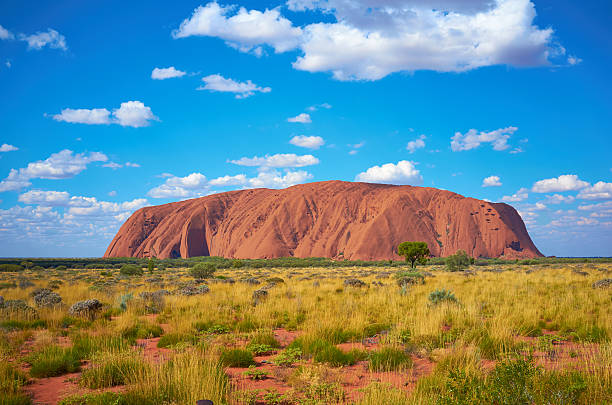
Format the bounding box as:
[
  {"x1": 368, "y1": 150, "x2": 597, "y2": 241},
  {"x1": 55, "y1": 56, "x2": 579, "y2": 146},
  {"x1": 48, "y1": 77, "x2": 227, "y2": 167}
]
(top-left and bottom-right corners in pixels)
[{"x1": 0, "y1": 254, "x2": 611, "y2": 404}]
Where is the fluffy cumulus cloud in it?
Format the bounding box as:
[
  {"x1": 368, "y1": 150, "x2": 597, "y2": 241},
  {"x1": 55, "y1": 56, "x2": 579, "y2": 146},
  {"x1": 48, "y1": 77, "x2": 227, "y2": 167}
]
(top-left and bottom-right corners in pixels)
[
  {"x1": 0, "y1": 150, "x2": 107, "y2": 192},
  {"x1": 0, "y1": 144, "x2": 18, "y2": 152},
  {"x1": 287, "y1": 113, "x2": 312, "y2": 123},
  {"x1": 148, "y1": 173, "x2": 209, "y2": 199},
  {"x1": 482, "y1": 175, "x2": 502, "y2": 187},
  {"x1": 531, "y1": 174, "x2": 590, "y2": 193},
  {"x1": 406, "y1": 135, "x2": 426, "y2": 153},
  {"x1": 289, "y1": 135, "x2": 324, "y2": 149},
  {"x1": 0, "y1": 24, "x2": 14, "y2": 40},
  {"x1": 355, "y1": 160, "x2": 422, "y2": 185},
  {"x1": 198, "y1": 74, "x2": 271, "y2": 98},
  {"x1": 148, "y1": 169, "x2": 312, "y2": 198},
  {"x1": 174, "y1": 0, "x2": 567, "y2": 81},
  {"x1": 451, "y1": 126, "x2": 518, "y2": 151},
  {"x1": 577, "y1": 182, "x2": 612, "y2": 201},
  {"x1": 172, "y1": 2, "x2": 303, "y2": 54},
  {"x1": 230, "y1": 153, "x2": 319, "y2": 168},
  {"x1": 19, "y1": 29, "x2": 67, "y2": 50},
  {"x1": 0, "y1": 191, "x2": 149, "y2": 250},
  {"x1": 52, "y1": 101, "x2": 158, "y2": 127},
  {"x1": 501, "y1": 187, "x2": 528, "y2": 202},
  {"x1": 151, "y1": 66, "x2": 187, "y2": 80}
]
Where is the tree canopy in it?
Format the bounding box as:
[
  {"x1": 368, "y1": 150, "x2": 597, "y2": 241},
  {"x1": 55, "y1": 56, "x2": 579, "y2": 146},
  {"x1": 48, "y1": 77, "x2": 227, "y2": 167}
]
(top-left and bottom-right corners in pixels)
[{"x1": 397, "y1": 241, "x2": 430, "y2": 268}]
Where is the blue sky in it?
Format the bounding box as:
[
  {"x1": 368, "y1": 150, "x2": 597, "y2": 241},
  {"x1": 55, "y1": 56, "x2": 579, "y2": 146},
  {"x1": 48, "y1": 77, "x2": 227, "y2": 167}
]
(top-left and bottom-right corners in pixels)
[{"x1": 1, "y1": 0, "x2": 611, "y2": 257}]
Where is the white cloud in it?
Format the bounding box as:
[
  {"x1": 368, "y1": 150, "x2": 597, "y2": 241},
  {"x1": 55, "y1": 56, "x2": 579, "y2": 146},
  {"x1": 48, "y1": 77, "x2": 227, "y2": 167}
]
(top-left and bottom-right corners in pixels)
[
  {"x1": 148, "y1": 169, "x2": 313, "y2": 198},
  {"x1": 172, "y1": 2, "x2": 303, "y2": 54},
  {"x1": 151, "y1": 66, "x2": 187, "y2": 80},
  {"x1": 125, "y1": 162, "x2": 140, "y2": 168},
  {"x1": 18, "y1": 190, "x2": 71, "y2": 206},
  {"x1": 0, "y1": 150, "x2": 107, "y2": 192},
  {"x1": 177, "y1": 1, "x2": 563, "y2": 81},
  {"x1": 198, "y1": 74, "x2": 271, "y2": 98},
  {"x1": 287, "y1": 113, "x2": 312, "y2": 123},
  {"x1": 103, "y1": 162, "x2": 123, "y2": 170},
  {"x1": 0, "y1": 24, "x2": 14, "y2": 40},
  {"x1": 451, "y1": 126, "x2": 518, "y2": 151},
  {"x1": 567, "y1": 55, "x2": 582, "y2": 66},
  {"x1": 230, "y1": 153, "x2": 319, "y2": 168},
  {"x1": 502, "y1": 187, "x2": 528, "y2": 202},
  {"x1": 290, "y1": 135, "x2": 324, "y2": 149},
  {"x1": 148, "y1": 172, "x2": 209, "y2": 199},
  {"x1": 208, "y1": 174, "x2": 248, "y2": 187},
  {"x1": 247, "y1": 170, "x2": 312, "y2": 188},
  {"x1": 406, "y1": 135, "x2": 426, "y2": 153},
  {"x1": 577, "y1": 181, "x2": 612, "y2": 201},
  {"x1": 52, "y1": 108, "x2": 111, "y2": 125},
  {"x1": 578, "y1": 200, "x2": 612, "y2": 214},
  {"x1": 0, "y1": 144, "x2": 18, "y2": 152},
  {"x1": 307, "y1": 102, "x2": 332, "y2": 111},
  {"x1": 355, "y1": 160, "x2": 422, "y2": 185},
  {"x1": 482, "y1": 175, "x2": 502, "y2": 187},
  {"x1": 108, "y1": 190, "x2": 117, "y2": 197},
  {"x1": 532, "y1": 174, "x2": 590, "y2": 193},
  {"x1": 545, "y1": 194, "x2": 575, "y2": 204},
  {"x1": 19, "y1": 29, "x2": 67, "y2": 50},
  {"x1": 52, "y1": 101, "x2": 158, "y2": 127},
  {"x1": 113, "y1": 101, "x2": 159, "y2": 127}
]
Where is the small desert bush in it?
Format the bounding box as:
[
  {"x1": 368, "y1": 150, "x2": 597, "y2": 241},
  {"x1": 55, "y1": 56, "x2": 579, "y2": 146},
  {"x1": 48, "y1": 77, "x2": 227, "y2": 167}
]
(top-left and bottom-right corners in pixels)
[
  {"x1": 428, "y1": 289, "x2": 458, "y2": 306},
  {"x1": 219, "y1": 348, "x2": 255, "y2": 368},
  {"x1": 119, "y1": 264, "x2": 143, "y2": 276},
  {"x1": 26, "y1": 345, "x2": 81, "y2": 378},
  {"x1": 80, "y1": 350, "x2": 146, "y2": 388},
  {"x1": 190, "y1": 262, "x2": 216, "y2": 279},
  {"x1": 368, "y1": 347, "x2": 412, "y2": 372}
]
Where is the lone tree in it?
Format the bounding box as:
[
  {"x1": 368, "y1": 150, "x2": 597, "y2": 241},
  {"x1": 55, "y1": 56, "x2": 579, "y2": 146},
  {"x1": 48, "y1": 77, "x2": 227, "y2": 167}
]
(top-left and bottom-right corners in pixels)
[
  {"x1": 397, "y1": 241, "x2": 430, "y2": 268},
  {"x1": 445, "y1": 249, "x2": 472, "y2": 272}
]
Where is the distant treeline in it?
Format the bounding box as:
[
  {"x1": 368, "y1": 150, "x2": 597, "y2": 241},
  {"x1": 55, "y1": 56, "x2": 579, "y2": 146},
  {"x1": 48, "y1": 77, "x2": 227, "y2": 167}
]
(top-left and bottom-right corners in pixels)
[{"x1": 0, "y1": 255, "x2": 611, "y2": 272}]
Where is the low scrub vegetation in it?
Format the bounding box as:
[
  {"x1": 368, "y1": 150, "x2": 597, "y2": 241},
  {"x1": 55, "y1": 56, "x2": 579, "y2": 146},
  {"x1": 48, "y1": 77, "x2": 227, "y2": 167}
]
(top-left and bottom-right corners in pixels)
[{"x1": 0, "y1": 260, "x2": 610, "y2": 404}]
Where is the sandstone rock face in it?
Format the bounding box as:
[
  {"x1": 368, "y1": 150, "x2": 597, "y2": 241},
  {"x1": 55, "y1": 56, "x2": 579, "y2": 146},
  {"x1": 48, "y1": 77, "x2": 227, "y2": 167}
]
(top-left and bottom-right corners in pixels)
[{"x1": 104, "y1": 181, "x2": 542, "y2": 260}]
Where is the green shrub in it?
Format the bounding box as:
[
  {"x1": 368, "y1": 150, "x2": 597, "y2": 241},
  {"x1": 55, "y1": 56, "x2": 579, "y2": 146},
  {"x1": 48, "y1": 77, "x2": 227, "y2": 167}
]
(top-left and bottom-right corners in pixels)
[
  {"x1": 0, "y1": 264, "x2": 24, "y2": 272},
  {"x1": 190, "y1": 262, "x2": 216, "y2": 279},
  {"x1": 26, "y1": 345, "x2": 81, "y2": 378},
  {"x1": 428, "y1": 289, "x2": 458, "y2": 306},
  {"x1": 0, "y1": 319, "x2": 47, "y2": 330},
  {"x1": 119, "y1": 264, "x2": 143, "y2": 276},
  {"x1": 71, "y1": 334, "x2": 129, "y2": 359},
  {"x1": 368, "y1": 347, "x2": 412, "y2": 372},
  {"x1": 273, "y1": 347, "x2": 302, "y2": 366},
  {"x1": 243, "y1": 365, "x2": 268, "y2": 380},
  {"x1": 219, "y1": 349, "x2": 255, "y2": 368},
  {"x1": 445, "y1": 250, "x2": 471, "y2": 272}
]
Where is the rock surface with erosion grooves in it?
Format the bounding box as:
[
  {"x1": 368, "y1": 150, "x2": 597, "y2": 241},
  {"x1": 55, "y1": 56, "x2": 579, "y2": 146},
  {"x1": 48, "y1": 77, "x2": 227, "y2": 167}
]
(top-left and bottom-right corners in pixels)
[{"x1": 104, "y1": 181, "x2": 543, "y2": 260}]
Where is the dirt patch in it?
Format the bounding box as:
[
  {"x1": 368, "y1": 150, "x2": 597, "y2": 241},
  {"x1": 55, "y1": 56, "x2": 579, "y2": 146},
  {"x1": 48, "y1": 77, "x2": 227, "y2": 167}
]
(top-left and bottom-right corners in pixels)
[
  {"x1": 25, "y1": 372, "x2": 81, "y2": 405},
  {"x1": 135, "y1": 337, "x2": 173, "y2": 362}
]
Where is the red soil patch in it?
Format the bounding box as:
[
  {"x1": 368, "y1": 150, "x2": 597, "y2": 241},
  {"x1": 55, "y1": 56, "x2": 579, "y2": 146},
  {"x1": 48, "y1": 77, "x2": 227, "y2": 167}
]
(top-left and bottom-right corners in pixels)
[
  {"x1": 135, "y1": 337, "x2": 173, "y2": 362},
  {"x1": 25, "y1": 372, "x2": 81, "y2": 405},
  {"x1": 273, "y1": 328, "x2": 300, "y2": 347}
]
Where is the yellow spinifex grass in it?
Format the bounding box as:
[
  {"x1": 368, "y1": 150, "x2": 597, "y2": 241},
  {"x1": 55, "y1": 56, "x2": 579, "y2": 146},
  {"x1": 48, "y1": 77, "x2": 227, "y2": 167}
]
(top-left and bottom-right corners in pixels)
[{"x1": 0, "y1": 263, "x2": 610, "y2": 404}]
